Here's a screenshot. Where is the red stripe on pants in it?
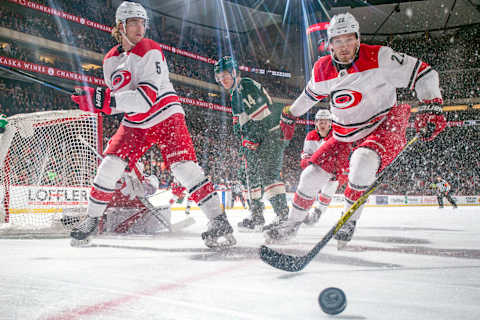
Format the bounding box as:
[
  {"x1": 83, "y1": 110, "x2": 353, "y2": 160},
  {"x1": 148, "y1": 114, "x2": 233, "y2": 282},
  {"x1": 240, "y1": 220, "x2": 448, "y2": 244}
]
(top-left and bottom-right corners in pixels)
[
  {"x1": 190, "y1": 182, "x2": 215, "y2": 203},
  {"x1": 344, "y1": 186, "x2": 364, "y2": 203},
  {"x1": 90, "y1": 186, "x2": 114, "y2": 203},
  {"x1": 293, "y1": 193, "x2": 315, "y2": 210}
]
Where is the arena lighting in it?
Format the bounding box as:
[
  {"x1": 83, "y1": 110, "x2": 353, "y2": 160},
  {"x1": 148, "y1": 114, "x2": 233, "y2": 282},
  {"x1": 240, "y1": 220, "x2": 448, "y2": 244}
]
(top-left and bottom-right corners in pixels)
[
  {"x1": 39, "y1": 55, "x2": 54, "y2": 64},
  {"x1": 81, "y1": 63, "x2": 102, "y2": 71}
]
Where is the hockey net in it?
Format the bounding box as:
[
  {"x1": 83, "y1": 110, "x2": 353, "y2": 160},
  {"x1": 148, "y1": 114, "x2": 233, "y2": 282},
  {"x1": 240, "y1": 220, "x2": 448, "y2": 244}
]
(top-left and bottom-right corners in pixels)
[{"x1": 0, "y1": 110, "x2": 102, "y2": 237}]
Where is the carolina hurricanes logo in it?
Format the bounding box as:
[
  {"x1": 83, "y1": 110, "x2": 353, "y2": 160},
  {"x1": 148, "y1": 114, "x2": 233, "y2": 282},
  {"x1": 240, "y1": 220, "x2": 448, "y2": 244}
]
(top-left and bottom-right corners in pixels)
[
  {"x1": 111, "y1": 70, "x2": 132, "y2": 91},
  {"x1": 330, "y1": 89, "x2": 363, "y2": 109}
]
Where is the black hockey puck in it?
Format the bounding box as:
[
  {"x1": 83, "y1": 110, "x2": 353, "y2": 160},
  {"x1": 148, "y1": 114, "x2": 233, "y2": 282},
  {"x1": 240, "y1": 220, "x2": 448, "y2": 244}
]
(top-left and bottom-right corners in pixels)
[{"x1": 318, "y1": 287, "x2": 347, "y2": 315}]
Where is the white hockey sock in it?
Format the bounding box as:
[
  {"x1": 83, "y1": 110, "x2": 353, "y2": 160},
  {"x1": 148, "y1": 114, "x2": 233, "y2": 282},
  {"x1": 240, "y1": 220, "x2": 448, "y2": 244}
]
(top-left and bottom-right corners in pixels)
[
  {"x1": 171, "y1": 161, "x2": 221, "y2": 220},
  {"x1": 344, "y1": 147, "x2": 380, "y2": 222},
  {"x1": 290, "y1": 165, "x2": 334, "y2": 222},
  {"x1": 88, "y1": 156, "x2": 127, "y2": 218}
]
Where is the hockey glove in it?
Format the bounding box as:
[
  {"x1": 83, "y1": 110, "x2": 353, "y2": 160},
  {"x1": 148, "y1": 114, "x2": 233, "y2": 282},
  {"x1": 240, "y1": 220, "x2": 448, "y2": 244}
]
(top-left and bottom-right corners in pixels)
[
  {"x1": 71, "y1": 86, "x2": 114, "y2": 115},
  {"x1": 414, "y1": 103, "x2": 446, "y2": 141},
  {"x1": 232, "y1": 116, "x2": 242, "y2": 138},
  {"x1": 242, "y1": 137, "x2": 260, "y2": 151},
  {"x1": 280, "y1": 105, "x2": 296, "y2": 141},
  {"x1": 300, "y1": 153, "x2": 311, "y2": 169},
  {"x1": 0, "y1": 114, "x2": 7, "y2": 134}
]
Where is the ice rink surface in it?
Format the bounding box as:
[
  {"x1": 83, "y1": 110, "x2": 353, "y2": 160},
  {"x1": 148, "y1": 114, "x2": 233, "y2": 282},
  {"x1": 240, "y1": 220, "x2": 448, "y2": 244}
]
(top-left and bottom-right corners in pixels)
[{"x1": 1, "y1": 205, "x2": 480, "y2": 320}]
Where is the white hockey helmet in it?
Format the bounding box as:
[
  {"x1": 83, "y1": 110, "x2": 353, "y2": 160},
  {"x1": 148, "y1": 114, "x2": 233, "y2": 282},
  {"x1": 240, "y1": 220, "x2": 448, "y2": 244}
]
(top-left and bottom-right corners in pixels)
[
  {"x1": 116, "y1": 1, "x2": 149, "y2": 29},
  {"x1": 327, "y1": 13, "x2": 360, "y2": 43},
  {"x1": 315, "y1": 109, "x2": 331, "y2": 121}
]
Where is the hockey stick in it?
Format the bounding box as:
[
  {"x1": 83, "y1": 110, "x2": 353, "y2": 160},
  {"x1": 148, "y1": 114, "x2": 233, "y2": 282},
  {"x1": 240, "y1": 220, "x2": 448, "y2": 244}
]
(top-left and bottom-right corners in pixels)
[
  {"x1": 0, "y1": 64, "x2": 74, "y2": 95},
  {"x1": 259, "y1": 135, "x2": 420, "y2": 272},
  {"x1": 78, "y1": 135, "x2": 195, "y2": 232},
  {"x1": 243, "y1": 155, "x2": 253, "y2": 208}
]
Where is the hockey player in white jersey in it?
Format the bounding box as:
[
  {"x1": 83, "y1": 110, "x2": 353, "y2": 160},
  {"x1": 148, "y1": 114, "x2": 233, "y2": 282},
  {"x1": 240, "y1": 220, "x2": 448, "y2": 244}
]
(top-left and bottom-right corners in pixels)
[
  {"x1": 266, "y1": 12, "x2": 446, "y2": 247},
  {"x1": 301, "y1": 109, "x2": 346, "y2": 226},
  {"x1": 69, "y1": 1, "x2": 235, "y2": 248}
]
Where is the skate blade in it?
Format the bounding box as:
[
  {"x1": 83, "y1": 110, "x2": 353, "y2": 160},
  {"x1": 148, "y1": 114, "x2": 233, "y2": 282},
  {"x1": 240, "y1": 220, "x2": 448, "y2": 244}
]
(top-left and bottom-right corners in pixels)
[
  {"x1": 237, "y1": 225, "x2": 264, "y2": 233},
  {"x1": 337, "y1": 240, "x2": 348, "y2": 250},
  {"x1": 70, "y1": 238, "x2": 92, "y2": 247},
  {"x1": 263, "y1": 234, "x2": 292, "y2": 245},
  {"x1": 205, "y1": 234, "x2": 237, "y2": 249}
]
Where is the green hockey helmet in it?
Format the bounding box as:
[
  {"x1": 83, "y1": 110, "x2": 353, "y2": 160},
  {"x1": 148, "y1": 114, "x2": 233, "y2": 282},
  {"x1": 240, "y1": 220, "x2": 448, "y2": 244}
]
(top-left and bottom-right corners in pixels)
[
  {"x1": 214, "y1": 56, "x2": 240, "y2": 89},
  {"x1": 214, "y1": 56, "x2": 238, "y2": 74}
]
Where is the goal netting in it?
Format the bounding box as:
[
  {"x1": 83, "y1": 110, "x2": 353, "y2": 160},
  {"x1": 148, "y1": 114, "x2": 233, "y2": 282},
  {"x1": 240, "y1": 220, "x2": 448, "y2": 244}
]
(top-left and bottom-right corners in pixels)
[{"x1": 0, "y1": 110, "x2": 102, "y2": 236}]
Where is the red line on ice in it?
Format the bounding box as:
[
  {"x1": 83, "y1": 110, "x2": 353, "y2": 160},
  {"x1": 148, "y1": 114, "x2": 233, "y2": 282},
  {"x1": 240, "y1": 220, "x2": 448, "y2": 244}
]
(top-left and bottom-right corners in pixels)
[{"x1": 44, "y1": 263, "x2": 247, "y2": 320}]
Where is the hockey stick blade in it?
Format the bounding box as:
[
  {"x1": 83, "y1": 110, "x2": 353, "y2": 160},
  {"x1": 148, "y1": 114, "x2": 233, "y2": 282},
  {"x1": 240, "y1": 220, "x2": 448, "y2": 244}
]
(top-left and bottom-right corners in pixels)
[
  {"x1": 260, "y1": 135, "x2": 420, "y2": 272},
  {"x1": 260, "y1": 224, "x2": 336, "y2": 272},
  {"x1": 170, "y1": 217, "x2": 196, "y2": 232}
]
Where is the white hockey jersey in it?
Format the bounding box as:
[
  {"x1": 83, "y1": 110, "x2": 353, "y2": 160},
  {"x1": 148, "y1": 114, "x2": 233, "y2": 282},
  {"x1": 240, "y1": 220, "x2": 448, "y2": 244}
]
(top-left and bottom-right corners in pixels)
[
  {"x1": 103, "y1": 38, "x2": 184, "y2": 129},
  {"x1": 301, "y1": 129, "x2": 332, "y2": 159},
  {"x1": 292, "y1": 44, "x2": 443, "y2": 142}
]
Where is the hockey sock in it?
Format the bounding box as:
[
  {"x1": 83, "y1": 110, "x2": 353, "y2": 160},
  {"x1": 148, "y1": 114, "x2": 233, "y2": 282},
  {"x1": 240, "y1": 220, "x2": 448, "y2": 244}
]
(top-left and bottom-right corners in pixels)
[
  {"x1": 289, "y1": 164, "x2": 334, "y2": 222},
  {"x1": 343, "y1": 186, "x2": 366, "y2": 221},
  {"x1": 171, "y1": 161, "x2": 222, "y2": 220},
  {"x1": 268, "y1": 193, "x2": 289, "y2": 219},
  {"x1": 290, "y1": 191, "x2": 315, "y2": 222},
  {"x1": 317, "y1": 193, "x2": 332, "y2": 213},
  {"x1": 345, "y1": 147, "x2": 380, "y2": 221},
  {"x1": 89, "y1": 156, "x2": 127, "y2": 217},
  {"x1": 318, "y1": 179, "x2": 338, "y2": 212}
]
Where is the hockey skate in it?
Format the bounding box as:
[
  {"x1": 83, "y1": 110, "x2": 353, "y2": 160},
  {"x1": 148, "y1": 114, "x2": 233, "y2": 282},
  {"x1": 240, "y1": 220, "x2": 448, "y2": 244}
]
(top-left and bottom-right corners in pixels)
[
  {"x1": 202, "y1": 213, "x2": 237, "y2": 249},
  {"x1": 262, "y1": 208, "x2": 288, "y2": 232},
  {"x1": 303, "y1": 208, "x2": 323, "y2": 226},
  {"x1": 264, "y1": 220, "x2": 302, "y2": 244},
  {"x1": 237, "y1": 204, "x2": 265, "y2": 232},
  {"x1": 335, "y1": 220, "x2": 356, "y2": 250},
  {"x1": 70, "y1": 216, "x2": 99, "y2": 247}
]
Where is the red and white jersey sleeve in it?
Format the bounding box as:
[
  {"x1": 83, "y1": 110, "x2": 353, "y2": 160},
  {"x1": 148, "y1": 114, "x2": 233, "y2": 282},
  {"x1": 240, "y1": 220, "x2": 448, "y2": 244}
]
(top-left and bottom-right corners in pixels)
[
  {"x1": 378, "y1": 46, "x2": 442, "y2": 104},
  {"x1": 103, "y1": 38, "x2": 184, "y2": 129},
  {"x1": 295, "y1": 44, "x2": 442, "y2": 142}
]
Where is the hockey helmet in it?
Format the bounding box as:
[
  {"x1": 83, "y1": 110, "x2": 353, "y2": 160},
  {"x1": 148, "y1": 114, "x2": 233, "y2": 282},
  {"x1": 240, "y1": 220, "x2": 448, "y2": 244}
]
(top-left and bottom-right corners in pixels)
[
  {"x1": 315, "y1": 109, "x2": 331, "y2": 121},
  {"x1": 214, "y1": 56, "x2": 239, "y2": 84},
  {"x1": 214, "y1": 56, "x2": 238, "y2": 74},
  {"x1": 116, "y1": 1, "x2": 149, "y2": 29},
  {"x1": 327, "y1": 13, "x2": 359, "y2": 43}
]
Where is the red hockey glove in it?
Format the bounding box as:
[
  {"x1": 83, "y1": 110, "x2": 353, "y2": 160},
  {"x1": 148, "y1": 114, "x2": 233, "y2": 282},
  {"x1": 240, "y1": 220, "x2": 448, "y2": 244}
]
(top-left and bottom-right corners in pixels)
[
  {"x1": 71, "y1": 86, "x2": 113, "y2": 115},
  {"x1": 232, "y1": 116, "x2": 242, "y2": 138},
  {"x1": 414, "y1": 103, "x2": 446, "y2": 141},
  {"x1": 300, "y1": 158, "x2": 311, "y2": 169},
  {"x1": 300, "y1": 153, "x2": 311, "y2": 169},
  {"x1": 280, "y1": 105, "x2": 296, "y2": 141},
  {"x1": 242, "y1": 138, "x2": 260, "y2": 150}
]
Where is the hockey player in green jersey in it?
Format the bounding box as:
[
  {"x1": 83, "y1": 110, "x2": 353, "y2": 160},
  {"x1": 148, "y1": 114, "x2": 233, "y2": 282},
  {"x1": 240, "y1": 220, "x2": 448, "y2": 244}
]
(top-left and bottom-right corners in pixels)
[
  {"x1": 0, "y1": 114, "x2": 7, "y2": 134},
  {"x1": 214, "y1": 56, "x2": 289, "y2": 231}
]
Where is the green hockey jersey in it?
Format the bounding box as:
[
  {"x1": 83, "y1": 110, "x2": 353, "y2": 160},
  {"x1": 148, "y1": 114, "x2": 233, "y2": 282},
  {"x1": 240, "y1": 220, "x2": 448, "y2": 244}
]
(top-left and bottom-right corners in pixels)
[{"x1": 229, "y1": 77, "x2": 283, "y2": 143}]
